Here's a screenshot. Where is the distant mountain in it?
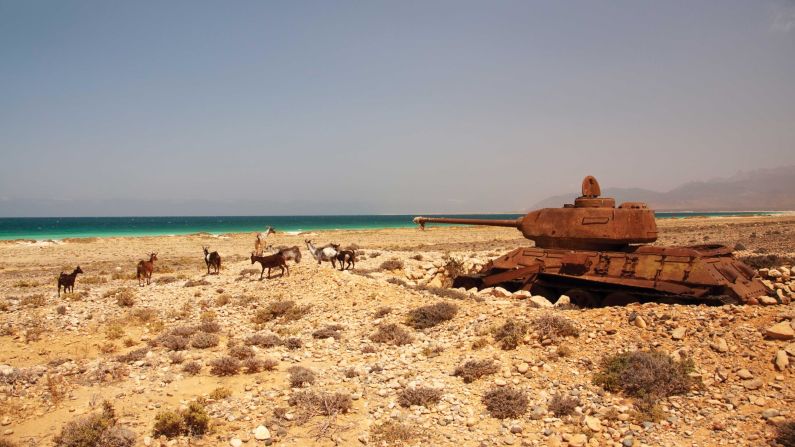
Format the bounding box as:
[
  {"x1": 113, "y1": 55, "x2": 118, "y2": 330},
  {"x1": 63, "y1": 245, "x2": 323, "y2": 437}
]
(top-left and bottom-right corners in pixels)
[{"x1": 533, "y1": 166, "x2": 795, "y2": 211}]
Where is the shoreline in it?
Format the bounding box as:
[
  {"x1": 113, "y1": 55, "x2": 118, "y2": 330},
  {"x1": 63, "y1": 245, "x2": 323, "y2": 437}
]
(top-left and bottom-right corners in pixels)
[{"x1": 0, "y1": 211, "x2": 791, "y2": 242}]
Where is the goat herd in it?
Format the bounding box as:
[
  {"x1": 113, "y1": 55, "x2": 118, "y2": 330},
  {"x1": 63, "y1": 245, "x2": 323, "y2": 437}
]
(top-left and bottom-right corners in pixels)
[{"x1": 56, "y1": 232, "x2": 357, "y2": 296}]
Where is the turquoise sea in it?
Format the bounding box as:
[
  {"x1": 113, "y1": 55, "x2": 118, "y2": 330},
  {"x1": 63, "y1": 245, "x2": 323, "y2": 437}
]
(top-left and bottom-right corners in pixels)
[{"x1": 0, "y1": 212, "x2": 779, "y2": 241}]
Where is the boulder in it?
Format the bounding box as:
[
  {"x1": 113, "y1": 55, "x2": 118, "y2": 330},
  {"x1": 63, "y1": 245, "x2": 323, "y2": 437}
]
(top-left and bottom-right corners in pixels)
[
  {"x1": 554, "y1": 295, "x2": 571, "y2": 307},
  {"x1": 584, "y1": 415, "x2": 603, "y2": 432},
  {"x1": 492, "y1": 287, "x2": 512, "y2": 298},
  {"x1": 529, "y1": 295, "x2": 553, "y2": 308},
  {"x1": 765, "y1": 321, "x2": 795, "y2": 340}
]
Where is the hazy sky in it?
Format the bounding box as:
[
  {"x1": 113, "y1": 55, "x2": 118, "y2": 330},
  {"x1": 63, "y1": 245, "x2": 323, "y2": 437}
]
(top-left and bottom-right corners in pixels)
[{"x1": 1, "y1": 0, "x2": 794, "y2": 216}]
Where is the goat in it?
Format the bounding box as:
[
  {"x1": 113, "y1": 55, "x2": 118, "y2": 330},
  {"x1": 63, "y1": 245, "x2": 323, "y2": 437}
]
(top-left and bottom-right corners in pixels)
[
  {"x1": 305, "y1": 239, "x2": 338, "y2": 268},
  {"x1": 250, "y1": 252, "x2": 288, "y2": 279},
  {"x1": 333, "y1": 245, "x2": 356, "y2": 271},
  {"x1": 57, "y1": 266, "x2": 83, "y2": 297},
  {"x1": 203, "y1": 247, "x2": 221, "y2": 275},
  {"x1": 254, "y1": 226, "x2": 276, "y2": 256},
  {"x1": 136, "y1": 253, "x2": 158, "y2": 286},
  {"x1": 277, "y1": 246, "x2": 302, "y2": 263}
]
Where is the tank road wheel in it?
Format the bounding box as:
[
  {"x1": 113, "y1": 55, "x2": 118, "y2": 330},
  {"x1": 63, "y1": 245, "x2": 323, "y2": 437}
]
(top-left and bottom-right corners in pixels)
[
  {"x1": 565, "y1": 288, "x2": 601, "y2": 308},
  {"x1": 529, "y1": 284, "x2": 558, "y2": 302},
  {"x1": 602, "y1": 292, "x2": 639, "y2": 307}
]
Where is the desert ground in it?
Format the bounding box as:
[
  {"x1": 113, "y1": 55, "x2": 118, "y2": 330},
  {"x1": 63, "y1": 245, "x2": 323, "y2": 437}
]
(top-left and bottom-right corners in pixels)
[{"x1": 1, "y1": 214, "x2": 794, "y2": 447}]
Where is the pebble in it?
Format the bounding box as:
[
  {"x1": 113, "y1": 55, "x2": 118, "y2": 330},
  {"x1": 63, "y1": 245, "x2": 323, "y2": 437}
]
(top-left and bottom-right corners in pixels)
[
  {"x1": 774, "y1": 350, "x2": 789, "y2": 371},
  {"x1": 671, "y1": 327, "x2": 686, "y2": 340},
  {"x1": 253, "y1": 425, "x2": 271, "y2": 440},
  {"x1": 584, "y1": 415, "x2": 602, "y2": 432},
  {"x1": 737, "y1": 369, "x2": 754, "y2": 379},
  {"x1": 568, "y1": 434, "x2": 587, "y2": 447},
  {"x1": 634, "y1": 316, "x2": 647, "y2": 329},
  {"x1": 711, "y1": 338, "x2": 729, "y2": 353},
  {"x1": 230, "y1": 439, "x2": 243, "y2": 447},
  {"x1": 765, "y1": 321, "x2": 795, "y2": 340}
]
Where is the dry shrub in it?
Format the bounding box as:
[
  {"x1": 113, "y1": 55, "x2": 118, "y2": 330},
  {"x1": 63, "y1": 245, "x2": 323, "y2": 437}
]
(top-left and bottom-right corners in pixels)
[
  {"x1": 199, "y1": 310, "x2": 216, "y2": 322},
  {"x1": 0, "y1": 439, "x2": 18, "y2": 447},
  {"x1": 191, "y1": 332, "x2": 219, "y2": 349},
  {"x1": 549, "y1": 394, "x2": 579, "y2": 416},
  {"x1": 386, "y1": 277, "x2": 408, "y2": 287},
  {"x1": 493, "y1": 320, "x2": 529, "y2": 350},
  {"x1": 0, "y1": 300, "x2": 9, "y2": 312},
  {"x1": 21, "y1": 294, "x2": 46, "y2": 308},
  {"x1": 168, "y1": 352, "x2": 184, "y2": 364},
  {"x1": 209, "y1": 387, "x2": 232, "y2": 400},
  {"x1": 253, "y1": 300, "x2": 311, "y2": 324},
  {"x1": 776, "y1": 421, "x2": 795, "y2": 447},
  {"x1": 15, "y1": 280, "x2": 39, "y2": 288},
  {"x1": 197, "y1": 319, "x2": 220, "y2": 333},
  {"x1": 285, "y1": 337, "x2": 303, "y2": 350},
  {"x1": 215, "y1": 294, "x2": 231, "y2": 306},
  {"x1": 312, "y1": 325, "x2": 344, "y2": 340},
  {"x1": 98, "y1": 342, "x2": 117, "y2": 354},
  {"x1": 210, "y1": 356, "x2": 240, "y2": 376},
  {"x1": 122, "y1": 338, "x2": 136, "y2": 348},
  {"x1": 229, "y1": 345, "x2": 255, "y2": 360},
  {"x1": 245, "y1": 333, "x2": 283, "y2": 347},
  {"x1": 483, "y1": 387, "x2": 529, "y2": 419},
  {"x1": 152, "y1": 401, "x2": 208, "y2": 438},
  {"x1": 406, "y1": 302, "x2": 457, "y2": 329},
  {"x1": 56, "y1": 305, "x2": 67, "y2": 315},
  {"x1": 103, "y1": 288, "x2": 136, "y2": 307},
  {"x1": 370, "y1": 323, "x2": 413, "y2": 346},
  {"x1": 53, "y1": 401, "x2": 134, "y2": 447},
  {"x1": 593, "y1": 350, "x2": 698, "y2": 400},
  {"x1": 170, "y1": 326, "x2": 198, "y2": 337},
  {"x1": 397, "y1": 386, "x2": 442, "y2": 408},
  {"x1": 371, "y1": 421, "x2": 416, "y2": 445},
  {"x1": 158, "y1": 334, "x2": 189, "y2": 351},
  {"x1": 379, "y1": 259, "x2": 404, "y2": 271},
  {"x1": 105, "y1": 324, "x2": 125, "y2": 340},
  {"x1": 416, "y1": 286, "x2": 472, "y2": 301},
  {"x1": 46, "y1": 374, "x2": 68, "y2": 405},
  {"x1": 555, "y1": 344, "x2": 573, "y2": 358},
  {"x1": 183, "y1": 279, "x2": 210, "y2": 287},
  {"x1": 361, "y1": 345, "x2": 377, "y2": 354},
  {"x1": 130, "y1": 307, "x2": 158, "y2": 324},
  {"x1": 453, "y1": 359, "x2": 499, "y2": 383},
  {"x1": 532, "y1": 314, "x2": 579, "y2": 340},
  {"x1": 344, "y1": 367, "x2": 358, "y2": 378},
  {"x1": 242, "y1": 358, "x2": 272, "y2": 374},
  {"x1": 182, "y1": 361, "x2": 202, "y2": 375},
  {"x1": 374, "y1": 306, "x2": 392, "y2": 318},
  {"x1": 471, "y1": 337, "x2": 489, "y2": 350},
  {"x1": 287, "y1": 366, "x2": 316, "y2": 388},
  {"x1": 156, "y1": 276, "x2": 179, "y2": 284},
  {"x1": 288, "y1": 391, "x2": 352, "y2": 420},
  {"x1": 116, "y1": 347, "x2": 148, "y2": 363}
]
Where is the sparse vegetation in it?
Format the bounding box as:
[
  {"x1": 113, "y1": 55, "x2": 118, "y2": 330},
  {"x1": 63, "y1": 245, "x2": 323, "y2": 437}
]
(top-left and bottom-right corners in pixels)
[
  {"x1": 116, "y1": 347, "x2": 148, "y2": 363},
  {"x1": 312, "y1": 324, "x2": 344, "y2": 340},
  {"x1": 103, "y1": 288, "x2": 136, "y2": 307},
  {"x1": 210, "y1": 356, "x2": 240, "y2": 376},
  {"x1": 229, "y1": 344, "x2": 255, "y2": 359},
  {"x1": 287, "y1": 366, "x2": 316, "y2": 387},
  {"x1": 252, "y1": 300, "x2": 311, "y2": 324},
  {"x1": 288, "y1": 390, "x2": 352, "y2": 421},
  {"x1": 285, "y1": 337, "x2": 303, "y2": 350},
  {"x1": 182, "y1": 361, "x2": 202, "y2": 375},
  {"x1": 152, "y1": 401, "x2": 209, "y2": 438},
  {"x1": 532, "y1": 314, "x2": 579, "y2": 340},
  {"x1": 21, "y1": 294, "x2": 46, "y2": 308},
  {"x1": 776, "y1": 421, "x2": 795, "y2": 447},
  {"x1": 105, "y1": 324, "x2": 125, "y2": 340},
  {"x1": 493, "y1": 319, "x2": 529, "y2": 350},
  {"x1": 191, "y1": 332, "x2": 219, "y2": 349},
  {"x1": 453, "y1": 359, "x2": 500, "y2": 383},
  {"x1": 183, "y1": 279, "x2": 211, "y2": 287},
  {"x1": 370, "y1": 323, "x2": 414, "y2": 346},
  {"x1": 549, "y1": 394, "x2": 579, "y2": 416},
  {"x1": 158, "y1": 334, "x2": 189, "y2": 351},
  {"x1": 379, "y1": 259, "x2": 404, "y2": 271},
  {"x1": 398, "y1": 386, "x2": 442, "y2": 408},
  {"x1": 371, "y1": 421, "x2": 416, "y2": 445},
  {"x1": 245, "y1": 333, "x2": 283, "y2": 347},
  {"x1": 483, "y1": 387, "x2": 529, "y2": 419},
  {"x1": 198, "y1": 320, "x2": 220, "y2": 333},
  {"x1": 53, "y1": 401, "x2": 134, "y2": 447},
  {"x1": 406, "y1": 302, "x2": 457, "y2": 329},
  {"x1": 374, "y1": 306, "x2": 392, "y2": 318},
  {"x1": 209, "y1": 386, "x2": 232, "y2": 400}
]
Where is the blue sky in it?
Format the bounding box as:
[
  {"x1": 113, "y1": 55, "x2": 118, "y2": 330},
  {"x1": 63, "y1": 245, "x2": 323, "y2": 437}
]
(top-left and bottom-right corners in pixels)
[{"x1": 1, "y1": 1, "x2": 794, "y2": 215}]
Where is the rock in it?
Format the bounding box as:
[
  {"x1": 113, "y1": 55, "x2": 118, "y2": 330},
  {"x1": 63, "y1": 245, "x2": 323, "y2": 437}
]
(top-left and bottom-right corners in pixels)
[
  {"x1": 622, "y1": 437, "x2": 634, "y2": 447},
  {"x1": 529, "y1": 295, "x2": 553, "y2": 308},
  {"x1": 554, "y1": 295, "x2": 571, "y2": 307},
  {"x1": 737, "y1": 369, "x2": 753, "y2": 380},
  {"x1": 568, "y1": 434, "x2": 588, "y2": 447},
  {"x1": 0, "y1": 417, "x2": 8, "y2": 426},
  {"x1": 253, "y1": 425, "x2": 271, "y2": 440},
  {"x1": 230, "y1": 439, "x2": 243, "y2": 447},
  {"x1": 516, "y1": 363, "x2": 529, "y2": 374},
  {"x1": 711, "y1": 338, "x2": 729, "y2": 353},
  {"x1": 143, "y1": 437, "x2": 153, "y2": 447},
  {"x1": 743, "y1": 379, "x2": 763, "y2": 390},
  {"x1": 584, "y1": 415, "x2": 602, "y2": 432},
  {"x1": 759, "y1": 296, "x2": 778, "y2": 305},
  {"x1": 634, "y1": 316, "x2": 647, "y2": 329},
  {"x1": 671, "y1": 327, "x2": 686, "y2": 340},
  {"x1": 492, "y1": 287, "x2": 512, "y2": 298},
  {"x1": 785, "y1": 342, "x2": 795, "y2": 357},
  {"x1": 427, "y1": 275, "x2": 444, "y2": 288},
  {"x1": 768, "y1": 269, "x2": 782, "y2": 278},
  {"x1": 512, "y1": 290, "x2": 532, "y2": 300},
  {"x1": 775, "y1": 350, "x2": 789, "y2": 371},
  {"x1": 762, "y1": 409, "x2": 780, "y2": 420},
  {"x1": 765, "y1": 321, "x2": 795, "y2": 340}
]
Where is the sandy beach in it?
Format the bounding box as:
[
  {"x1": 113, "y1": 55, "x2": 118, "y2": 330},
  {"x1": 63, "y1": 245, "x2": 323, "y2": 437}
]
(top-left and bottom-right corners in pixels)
[{"x1": 1, "y1": 214, "x2": 794, "y2": 446}]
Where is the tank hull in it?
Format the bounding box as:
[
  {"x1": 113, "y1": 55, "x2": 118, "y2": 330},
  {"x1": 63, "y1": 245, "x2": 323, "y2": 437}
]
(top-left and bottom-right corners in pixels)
[{"x1": 453, "y1": 244, "x2": 774, "y2": 306}]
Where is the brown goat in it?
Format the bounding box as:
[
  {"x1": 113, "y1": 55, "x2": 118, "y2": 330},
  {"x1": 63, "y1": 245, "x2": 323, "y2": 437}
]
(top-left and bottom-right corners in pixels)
[
  {"x1": 57, "y1": 266, "x2": 83, "y2": 297},
  {"x1": 335, "y1": 248, "x2": 356, "y2": 271},
  {"x1": 136, "y1": 253, "x2": 158, "y2": 286},
  {"x1": 250, "y1": 252, "x2": 288, "y2": 279},
  {"x1": 203, "y1": 247, "x2": 221, "y2": 275}
]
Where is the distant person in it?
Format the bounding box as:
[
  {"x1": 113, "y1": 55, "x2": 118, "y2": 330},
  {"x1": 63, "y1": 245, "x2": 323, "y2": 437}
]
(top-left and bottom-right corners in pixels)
[{"x1": 254, "y1": 226, "x2": 276, "y2": 256}]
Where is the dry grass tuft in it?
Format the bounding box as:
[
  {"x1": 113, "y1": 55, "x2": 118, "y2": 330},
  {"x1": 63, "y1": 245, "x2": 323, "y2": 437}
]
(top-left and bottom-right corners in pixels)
[
  {"x1": 209, "y1": 387, "x2": 232, "y2": 400},
  {"x1": 198, "y1": 320, "x2": 220, "y2": 333},
  {"x1": 483, "y1": 387, "x2": 529, "y2": 419},
  {"x1": 285, "y1": 337, "x2": 303, "y2": 350},
  {"x1": 21, "y1": 294, "x2": 46, "y2": 308},
  {"x1": 229, "y1": 345, "x2": 255, "y2": 360},
  {"x1": 379, "y1": 259, "x2": 404, "y2": 271},
  {"x1": 370, "y1": 421, "x2": 417, "y2": 445},
  {"x1": 312, "y1": 325, "x2": 344, "y2": 340},
  {"x1": 253, "y1": 300, "x2": 311, "y2": 324},
  {"x1": 549, "y1": 394, "x2": 579, "y2": 416},
  {"x1": 406, "y1": 302, "x2": 458, "y2": 329},
  {"x1": 190, "y1": 332, "x2": 219, "y2": 349},
  {"x1": 210, "y1": 356, "x2": 240, "y2": 376},
  {"x1": 287, "y1": 366, "x2": 316, "y2": 388},
  {"x1": 532, "y1": 314, "x2": 579, "y2": 341},
  {"x1": 158, "y1": 334, "x2": 189, "y2": 351},
  {"x1": 776, "y1": 421, "x2": 795, "y2": 447},
  {"x1": 245, "y1": 333, "x2": 283, "y2": 348},
  {"x1": 398, "y1": 386, "x2": 442, "y2": 408},
  {"x1": 53, "y1": 401, "x2": 134, "y2": 447},
  {"x1": 182, "y1": 361, "x2": 202, "y2": 375},
  {"x1": 152, "y1": 401, "x2": 209, "y2": 438},
  {"x1": 493, "y1": 319, "x2": 529, "y2": 350},
  {"x1": 116, "y1": 347, "x2": 148, "y2": 363},
  {"x1": 374, "y1": 306, "x2": 392, "y2": 318},
  {"x1": 183, "y1": 279, "x2": 211, "y2": 287},
  {"x1": 453, "y1": 359, "x2": 500, "y2": 383},
  {"x1": 370, "y1": 323, "x2": 414, "y2": 346}
]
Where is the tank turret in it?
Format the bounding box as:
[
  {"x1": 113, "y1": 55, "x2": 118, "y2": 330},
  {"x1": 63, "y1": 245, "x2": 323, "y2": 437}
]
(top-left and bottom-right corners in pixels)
[{"x1": 414, "y1": 176, "x2": 658, "y2": 250}]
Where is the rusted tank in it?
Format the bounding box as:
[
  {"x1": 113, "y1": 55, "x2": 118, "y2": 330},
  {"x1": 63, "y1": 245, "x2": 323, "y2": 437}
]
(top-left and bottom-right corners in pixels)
[{"x1": 413, "y1": 176, "x2": 774, "y2": 306}]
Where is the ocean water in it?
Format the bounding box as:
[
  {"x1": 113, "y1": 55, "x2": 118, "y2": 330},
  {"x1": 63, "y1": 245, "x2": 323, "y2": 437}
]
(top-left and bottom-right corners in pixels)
[{"x1": 0, "y1": 212, "x2": 778, "y2": 241}]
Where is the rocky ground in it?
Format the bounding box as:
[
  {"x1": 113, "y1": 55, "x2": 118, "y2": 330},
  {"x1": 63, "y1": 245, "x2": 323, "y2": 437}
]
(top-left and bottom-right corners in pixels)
[{"x1": 0, "y1": 214, "x2": 794, "y2": 447}]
